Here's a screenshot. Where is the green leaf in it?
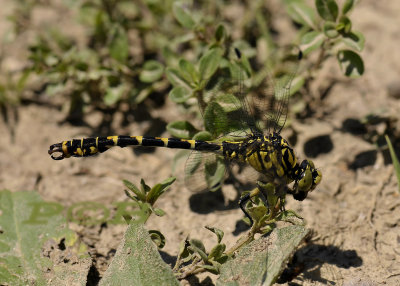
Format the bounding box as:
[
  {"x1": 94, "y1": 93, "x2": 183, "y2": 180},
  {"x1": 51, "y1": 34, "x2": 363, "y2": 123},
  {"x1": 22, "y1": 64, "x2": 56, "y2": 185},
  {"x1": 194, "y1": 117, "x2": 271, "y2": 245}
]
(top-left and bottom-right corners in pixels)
[
  {"x1": 179, "y1": 58, "x2": 199, "y2": 85},
  {"x1": 169, "y1": 86, "x2": 192, "y2": 103},
  {"x1": 0, "y1": 190, "x2": 91, "y2": 285},
  {"x1": 342, "y1": 0, "x2": 354, "y2": 15},
  {"x1": 341, "y1": 31, "x2": 365, "y2": 52},
  {"x1": 215, "y1": 92, "x2": 242, "y2": 113},
  {"x1": 215, "y1": 24, "x2": 226, "y2": 42},
  {"x1": 146, "y1": 177, "x2": 176, "y2": 205},
  {"x1": 108, "y1": 24, "x2": 129, "y2": 63},
  {"x1": 300, "y1": 31, "x2": 325, "y2": 56},
  {"x1": 153, "y1": 208, "x2": 166, "y2": 217},
  {"x1": 337, "y1": 50, "x2": 364, "y2": 77},
  {"x1": 139, "y1": 60, "x2": 164, "y2": 83},
  {"x1": 217, "y1": 225, "x2": 309, "y2": 286},
  {"x1": 199, "y1": 49, "x2": 221, "y2": 82},
  {"x1": 123, "y1": 179, "x2": 146, "y2": 201},
  {"x1": 316, "y1": 0, "x2": 339, "y2": 21},
  {"x1": 385, "y1": 135, "x2": 400, "y2": 192},
  {"x1": 104, "y1": 85, "x2": 125, "y2": 106},
  {"x1": 289, "y1": 75, "x2": 306, "y2": 96},
  {"x1": 199, "y1": 264, "x2": 220, "y2": 274},
  {"x1": 140, "y1": 178, "x2": 151, "y2": 194},
  {"x1": 100, "y1": 222, "x2": 179, "y2": 286},
  {"x1": 284, "y1": 0, "x2": 317, "y2": 28},
  {"x1": 205, "y1": 226, "x2": 224, "y2": 243},
  {"x1": 148, "y1": 230, "x2": 166, "y2": 249},
  {"x1": 337, "y1": 16, "x2": 352, "y2": 34},
  {"x1": 208, "y1": 243, "x2": 226, "y2": 260},
  {"x1": 165, "y1": 67, "x2": 191, "y2": 89},
  {"x1": 193, "y1": 131, "x2": 213, "y2": 141},
  {"x1": 247, "y1": 205, "x2": 268, "y2": 223},
  {"x1": 166, "y1": 120, "x2": 197, "y2": 139},
  {"x1": 188, "y1": 239, "x2": 208, "y2": 262},
  {"x1": 323, "y1": 21, "x2": 339, "y2": 38},
  {"x1": 172, "y1": 2, "x2": 196, "y2": 29}
]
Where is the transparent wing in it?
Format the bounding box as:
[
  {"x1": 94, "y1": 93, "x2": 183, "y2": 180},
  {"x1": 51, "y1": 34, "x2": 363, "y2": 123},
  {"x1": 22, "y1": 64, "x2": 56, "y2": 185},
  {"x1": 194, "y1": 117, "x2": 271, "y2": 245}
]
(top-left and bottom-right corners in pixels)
[
  {"x1": 184, "y1": 150, "x2": 228, "y2": 193},
  {"x1": 259, "y1": 49, "x2": 302, "y2": 134},
  {"x1": 199, "y1": 49, "x2": 262, "y2": 139}
]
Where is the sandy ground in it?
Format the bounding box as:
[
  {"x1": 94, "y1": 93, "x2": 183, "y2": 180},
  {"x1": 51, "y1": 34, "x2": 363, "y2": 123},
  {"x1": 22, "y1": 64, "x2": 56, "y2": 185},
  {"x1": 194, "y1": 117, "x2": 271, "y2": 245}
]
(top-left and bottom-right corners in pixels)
[{"x1": 1, "y1": 0, "x2": 400, "y2": 285}]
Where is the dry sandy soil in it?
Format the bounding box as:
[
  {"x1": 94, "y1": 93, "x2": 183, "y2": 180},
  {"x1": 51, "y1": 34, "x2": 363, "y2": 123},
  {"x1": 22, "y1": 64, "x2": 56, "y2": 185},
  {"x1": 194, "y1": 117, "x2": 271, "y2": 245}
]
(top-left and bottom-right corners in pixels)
[{"x1": 1, "y1": 0, "x2": 400, "y2": 285}]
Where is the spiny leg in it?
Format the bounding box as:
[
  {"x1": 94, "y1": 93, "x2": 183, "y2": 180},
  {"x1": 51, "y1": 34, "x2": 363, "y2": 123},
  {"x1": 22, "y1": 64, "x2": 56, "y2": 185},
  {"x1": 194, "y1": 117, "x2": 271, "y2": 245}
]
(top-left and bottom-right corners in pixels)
[{"x1": 238, "y1": 187, "x2": 261, "y2": 226}]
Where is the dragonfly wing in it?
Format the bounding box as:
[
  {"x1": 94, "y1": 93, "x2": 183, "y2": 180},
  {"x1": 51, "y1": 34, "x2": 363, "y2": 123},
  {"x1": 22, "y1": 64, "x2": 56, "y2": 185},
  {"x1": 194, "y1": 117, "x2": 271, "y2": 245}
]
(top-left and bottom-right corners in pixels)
[{"x1": 184, "y1": 151, "x2": 228, "y2": 193}]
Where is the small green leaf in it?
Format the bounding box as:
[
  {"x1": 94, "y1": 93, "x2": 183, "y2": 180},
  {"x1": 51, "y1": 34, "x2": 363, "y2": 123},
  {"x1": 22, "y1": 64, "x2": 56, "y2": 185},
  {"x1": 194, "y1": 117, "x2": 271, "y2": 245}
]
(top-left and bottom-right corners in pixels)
[
  {"x1": 300, "y1": 31, "x2": 325, "y2": 56},
  {"x1": 316, "y1": 0, "x2": 339, "y2": 21},
  {"x1": 337, "y1": 16, "x2": 352, "y2": 34},
  {"x1": 289, "y1": 75, "x2": 306, "y2": 96},
  {"x1": 199, "y1": 264, "x2": 220, "y2": 274},
  {"x1": 169, "y1": 86, "x2": 192, "y2": 103},
  {"x1": 188, "y1": 239, "x2": 208, "y2": 262},
  {"x1": 385, "y1": 135, "x2": 400, "y2": 192},
  {"x1": 205, "y1": 226, "x2": 224, "y2": 243},
  {"x1": 284, "y1": 0, "x2": 317, "y2": 28},
  {"x1": 342, "y1": 0, "x2": 354, "y2": 15},
  {"x1": 165, "y1": 67, "x2": 191, "y2": 89},
  {"x1": 153, "y1": 208, "x2": 166, "y2": 217},
  {"x1": 208, "y1": 243, "x2": 226, "y2": 260},
  {"x1": 140, "y1": 178, "x2": 151, "y2": 194},
  {"x1": 148, "y1": 230, "x2": 166, "y2": 249},
  {"x1": 247, "y1": 205, "x2": 268, "y2": 223},
  {"x1": 199, "y1": 49, "x2": 221, "y2": 82},
  {"x1": 104, "y1": 85, "x2": 125, "y2": 106},
  {"x1": 166, "y1": 120, "x2": 197, "y2": 139},
  {"x1": 215, "y1": 93, "x2": 242, "y2": 113},
  {"x1": 108, "y1": 24, "x2": 129, "y2": 63},
  {"x1": 123, "y1": 179, "x2": 146, "y2": 201},
  {"x1": 323, "y1": 21, "x2": 339, "y2": 38},
  {"x1": 193, "y1": 131, "x2": 213, "y2": 141},
  {"x1": 139, "y1": 60, "x2": 164, "y2": 83},
  {"x1": 177, "y1": 238, "x2": 192, "y2": 263},
  {"x1": 337, "y1": 50, "x2": 364, "y2": 77},
  {"x1": 341, "y1": 31, "x2": 365, "y2": 52},
  {"x1": 146, "y1": 177, "x2": 176, "y2": 205},
  {"x1": 172, "y1": 2, "x2": 196, "y2": 29},
  {"x1": 179, "y1": 58, "x2": 199, "y2": 85},
  {"x1": 215, "y1": 24, "x2": 226, "y2": 42}
]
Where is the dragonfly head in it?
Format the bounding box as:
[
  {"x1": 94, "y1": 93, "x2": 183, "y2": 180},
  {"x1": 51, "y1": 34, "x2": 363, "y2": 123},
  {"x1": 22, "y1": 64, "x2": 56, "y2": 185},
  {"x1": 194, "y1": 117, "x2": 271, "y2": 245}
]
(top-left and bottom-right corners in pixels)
[{"x1": 292, "y1": 160, "x2": 322, "y2": 201}]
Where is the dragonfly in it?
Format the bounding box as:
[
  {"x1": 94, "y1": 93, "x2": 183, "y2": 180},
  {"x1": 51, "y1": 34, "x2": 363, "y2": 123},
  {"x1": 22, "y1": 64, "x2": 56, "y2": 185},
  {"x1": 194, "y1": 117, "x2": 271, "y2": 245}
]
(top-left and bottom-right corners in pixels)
[{"x1": 48, "y1": 48, "x2": 322, "y2": 225}]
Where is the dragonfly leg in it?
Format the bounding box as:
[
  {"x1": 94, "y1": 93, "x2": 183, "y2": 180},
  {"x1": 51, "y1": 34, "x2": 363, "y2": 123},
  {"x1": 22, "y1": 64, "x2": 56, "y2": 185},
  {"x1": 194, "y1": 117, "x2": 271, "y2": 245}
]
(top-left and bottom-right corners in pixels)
[{"x1": 238, "y1": 187, "x2": 261, "y2": 226}]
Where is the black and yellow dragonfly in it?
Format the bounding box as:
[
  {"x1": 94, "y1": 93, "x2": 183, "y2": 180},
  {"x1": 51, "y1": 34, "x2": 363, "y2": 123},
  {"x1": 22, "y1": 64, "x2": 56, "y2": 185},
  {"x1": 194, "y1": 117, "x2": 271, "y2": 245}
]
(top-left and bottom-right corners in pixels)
[{"x1": 48, "y1": 48, "x2": 321, "y2": 224}]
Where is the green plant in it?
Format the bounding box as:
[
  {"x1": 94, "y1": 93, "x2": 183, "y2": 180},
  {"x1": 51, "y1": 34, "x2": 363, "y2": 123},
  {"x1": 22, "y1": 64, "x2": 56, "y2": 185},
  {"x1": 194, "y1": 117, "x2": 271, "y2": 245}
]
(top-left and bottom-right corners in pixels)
[
  {"x1": 284, "y1": 0, "x2": 365, "y2": 78},
  {"x1": 104, "y1": 177, "x2": 309, "y2": 284}
]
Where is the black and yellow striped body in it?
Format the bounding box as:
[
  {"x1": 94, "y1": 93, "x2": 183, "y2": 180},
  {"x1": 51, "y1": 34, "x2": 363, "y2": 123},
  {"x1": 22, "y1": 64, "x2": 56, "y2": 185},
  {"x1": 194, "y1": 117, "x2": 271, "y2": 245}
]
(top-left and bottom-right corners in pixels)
[
  {"x1": 49, "y1": 135, "x2": 223, "y2": 159},
  {"x1": 48, "y1": 133, "x2": 310, "y2": 191}
]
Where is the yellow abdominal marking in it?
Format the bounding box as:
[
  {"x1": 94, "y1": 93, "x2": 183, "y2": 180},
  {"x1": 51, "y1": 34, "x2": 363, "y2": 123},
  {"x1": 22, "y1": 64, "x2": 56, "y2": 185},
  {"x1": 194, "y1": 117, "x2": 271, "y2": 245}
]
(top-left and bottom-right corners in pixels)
[
  {"x1": 62, "y1": 141, "x2": 69, "y2": 155},
  {"x1": 186, "y1": 139, "x2": 196, "y2": 149},
  {"x1": 107, "y1": 136, "x2": 119, "y2": 145},
  {"x1": 135, "y1": 136, "x2": 143, "y2": 144}
]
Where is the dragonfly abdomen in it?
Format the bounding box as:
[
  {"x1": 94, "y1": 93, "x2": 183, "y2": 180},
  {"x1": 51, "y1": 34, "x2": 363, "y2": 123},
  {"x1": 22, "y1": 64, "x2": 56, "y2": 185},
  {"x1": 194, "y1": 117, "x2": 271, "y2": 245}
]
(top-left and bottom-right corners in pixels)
[{"x1": 48, "y1": 135, "x2": 222, "y2": 160}]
